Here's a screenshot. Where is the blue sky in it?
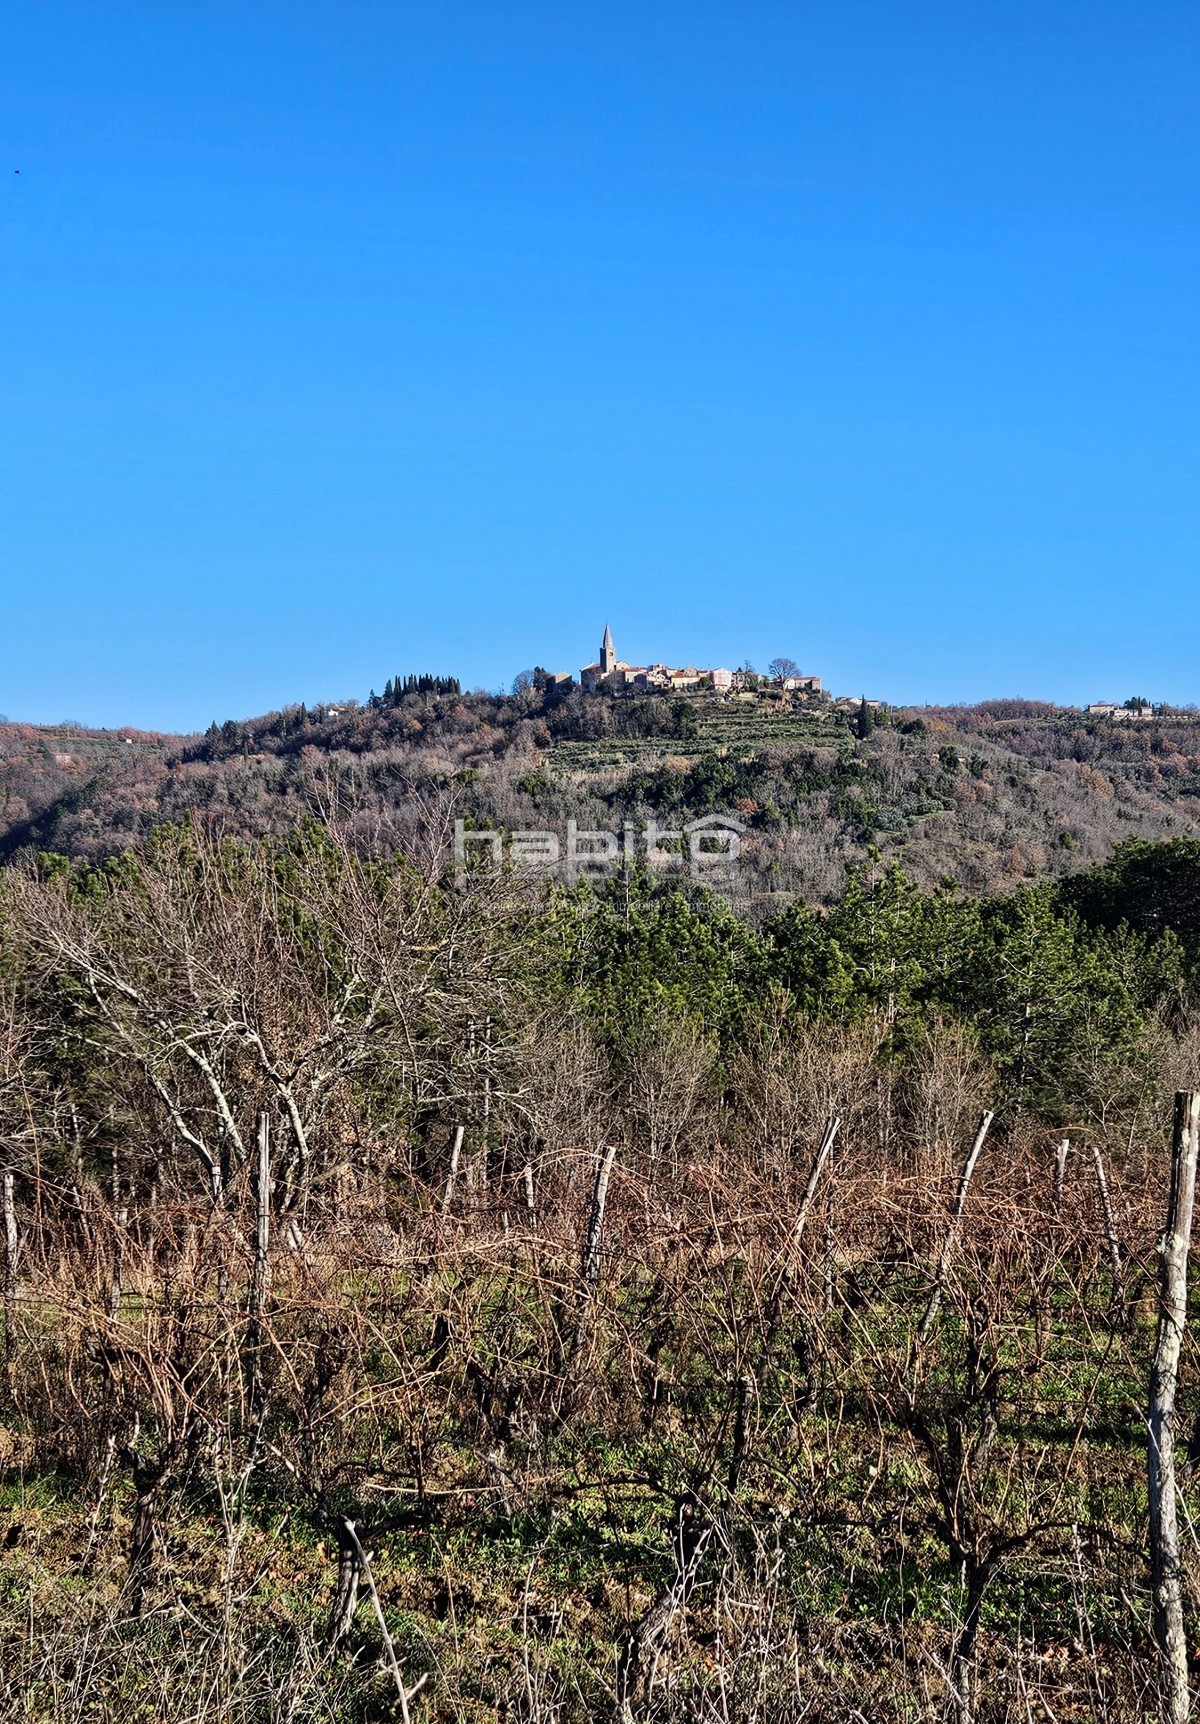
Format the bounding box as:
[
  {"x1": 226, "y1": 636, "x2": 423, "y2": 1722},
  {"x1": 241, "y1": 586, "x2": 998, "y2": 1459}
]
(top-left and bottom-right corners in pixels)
[{"x1": 2, "y1": 1, "x2": 1198, "y2": 730}]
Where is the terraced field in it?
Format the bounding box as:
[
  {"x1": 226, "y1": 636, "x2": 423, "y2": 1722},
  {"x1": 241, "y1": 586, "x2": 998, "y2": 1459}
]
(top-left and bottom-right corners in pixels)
[{"x1": 547, "y1": 696, "x2": 849, "y2": 775}]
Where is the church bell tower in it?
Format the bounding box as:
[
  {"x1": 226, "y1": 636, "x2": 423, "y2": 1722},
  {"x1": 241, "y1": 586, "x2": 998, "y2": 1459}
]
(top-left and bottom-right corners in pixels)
[{"x1": 600, "y1": 622, "x2": 616, "y2": 675}]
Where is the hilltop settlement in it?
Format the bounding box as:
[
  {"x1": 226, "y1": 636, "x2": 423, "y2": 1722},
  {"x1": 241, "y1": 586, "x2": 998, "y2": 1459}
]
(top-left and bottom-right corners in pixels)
[{"x1": 570, "y1": 623, "x2": 822, "y2": 697}]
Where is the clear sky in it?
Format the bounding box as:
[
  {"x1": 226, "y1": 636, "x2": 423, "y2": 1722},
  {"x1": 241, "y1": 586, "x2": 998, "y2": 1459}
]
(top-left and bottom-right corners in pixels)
[{"x1": 2, "y1": 1, "x2": 1198, "y2": 731}]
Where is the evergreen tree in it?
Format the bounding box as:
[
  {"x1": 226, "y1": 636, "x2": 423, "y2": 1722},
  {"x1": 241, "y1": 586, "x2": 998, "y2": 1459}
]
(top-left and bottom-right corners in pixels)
[
  {"x1": 963, "y1": 885, "x2": 1144, "y2": 1117},
  {"x1": 558, "y1": 874, "x2": 769, "y2": 1043},
  {"x1": 1058, "y1": 838, "x2": 1200, "y2": 968}
]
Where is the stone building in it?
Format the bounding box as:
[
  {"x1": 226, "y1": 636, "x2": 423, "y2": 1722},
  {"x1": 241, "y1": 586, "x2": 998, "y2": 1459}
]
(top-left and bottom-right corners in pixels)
[{"x1": 579, "y1": 624, "x2": 734, "y2": 696}]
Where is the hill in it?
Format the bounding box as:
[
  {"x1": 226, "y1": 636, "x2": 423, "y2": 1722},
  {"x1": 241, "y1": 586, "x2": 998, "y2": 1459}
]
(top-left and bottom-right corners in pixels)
[{"x1": 3, "y1": 690, "x2": 1200, "y2": 900}]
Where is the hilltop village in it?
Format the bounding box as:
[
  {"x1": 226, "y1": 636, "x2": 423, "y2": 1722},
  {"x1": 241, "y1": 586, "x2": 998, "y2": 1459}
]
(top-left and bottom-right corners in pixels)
[{"x1": 557, "y1": 624, "x2": 825, "y2": 698}]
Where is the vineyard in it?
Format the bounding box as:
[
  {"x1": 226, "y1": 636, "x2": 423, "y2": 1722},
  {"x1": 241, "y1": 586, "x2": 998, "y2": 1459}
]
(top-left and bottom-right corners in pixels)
[{"x1": 2, "y1": 822, "x2": 1200, "y2": 1720}]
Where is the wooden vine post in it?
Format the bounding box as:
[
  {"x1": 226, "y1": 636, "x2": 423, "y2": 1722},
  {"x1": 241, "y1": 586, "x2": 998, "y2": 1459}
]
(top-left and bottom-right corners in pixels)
[
  {"x1": 918, "y1": 1111, "x2": 994, "y2": 1345},
  {"x1": 249, "y1": 1112, "x2": 271, "y2": 1322},
  {"x1": 582, "y1": 1144, "x2": 619, "y2": 1289},
  {"x1": 1149, "y1": 1089, "x2": 1200, "y2": 1724},
  {"x1": 245, "y1": 1112, "x2": 272, "y2": 1410},
  {"x1": 793, "y1": 1117, "x2": 840, "y2": 1249},
  {"x1": 2, "y1": 1170, "x2": 17, "y2": 1367}
]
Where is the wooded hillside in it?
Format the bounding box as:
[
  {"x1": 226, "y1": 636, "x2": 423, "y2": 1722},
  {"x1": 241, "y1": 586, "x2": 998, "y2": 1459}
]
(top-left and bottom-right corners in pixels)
[{"x1": 4, "y1": 691, "x2": 1200, "y2": 899}]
